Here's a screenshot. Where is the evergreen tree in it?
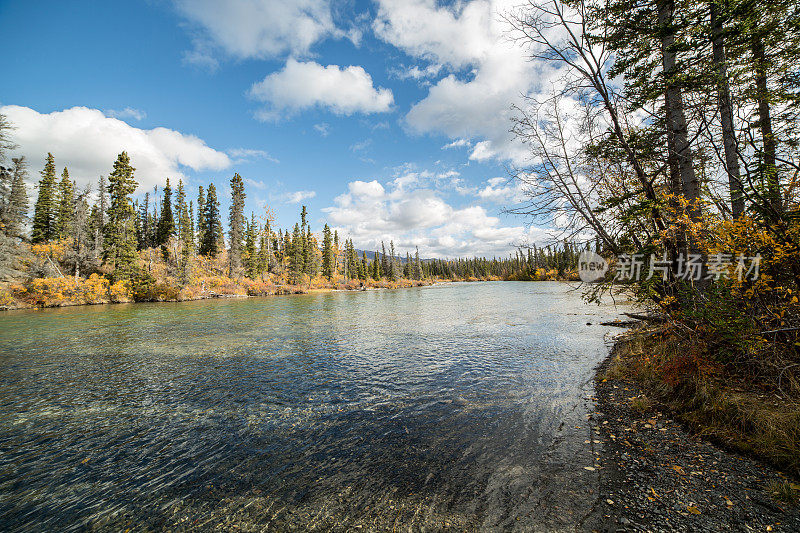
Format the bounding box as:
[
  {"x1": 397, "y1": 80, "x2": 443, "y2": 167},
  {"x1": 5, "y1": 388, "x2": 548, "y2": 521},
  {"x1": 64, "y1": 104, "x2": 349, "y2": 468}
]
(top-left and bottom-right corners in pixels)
[
  {"x1": 333, "y1": 230, "x2": 340, "y2": 276},
  {"x1": 64, "y1": 185, "x2": 93, "y2": 277},
  {"x1": 257, "y1": 230, "x2": 269, "y2": 279},
  {"x1": 360, "y1": 251, "x2": 368, "y2": 280},
  {"x1": 199, "y1": 184, "x2": 222, "y2": 257},
  {"x1": 138, "y1": 192, "x2": 151, "y2": 249},
  {"x1": 1, "y1": 157, "x2": 29, "y2": 240},
  {"x1": 55, "y1": 167, "x2": 74, "y2": 240},
  {"x1": 32, "y1": 153, "x2": 58, "y2": 243},
  {"x1": 189, "y1": 201, "x2": 195, "y2": 249},
  {"x1": 228, "y1": 173, "x2": 246, "y2": 276},
  {"x1": 289, "y1": 223, "x2": 303, "y2": 283},
  {"x1": 196, "y1": 185, "x2": 206, "y2": 253},
  {"x1": 87, "y1": 180, "x2": 105, "y2": 260},
  {"x1": 245, "y1": 214, "x2": 258, "y2": 278},
  {"x1": 176, "y1": 180, "x2": 193, "y2": 277},
  {"x1": 322, "y1": 224, "x2": 333, "y2": 280},
  {"x1": 381, "y1": 241, "x2": 389, "y2": 275},
  {"x1": 373, "y1": 251, "x2": 381, "y2": 280},
  {"x1": 413, "y1": 247, "x2": 422, "y2": 280},
  {"x1": 103, "y1": 152, "x2": 139, "y2": 279},
  {"x1": 156, "y1": 178, "x2": 175, "y2": 246},
  {"x1": 388, "y1": 240, "x2": 397, "y2": 281},
  {"x1": 299, "y1": 205, "x2": 310, "y2": 275}
]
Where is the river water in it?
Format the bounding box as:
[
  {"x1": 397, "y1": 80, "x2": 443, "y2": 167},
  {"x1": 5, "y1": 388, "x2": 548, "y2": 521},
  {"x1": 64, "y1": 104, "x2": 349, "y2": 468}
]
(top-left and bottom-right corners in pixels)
[{"x1": 0, "y1": 281, "x2": 627, "y2": 531}]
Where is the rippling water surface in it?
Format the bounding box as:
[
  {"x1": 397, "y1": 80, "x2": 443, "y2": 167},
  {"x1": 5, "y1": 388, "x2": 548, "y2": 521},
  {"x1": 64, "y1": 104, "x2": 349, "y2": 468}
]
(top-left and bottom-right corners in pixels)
[{"x1": 0, "y1": 281, "x2": 626, "y2": 531}]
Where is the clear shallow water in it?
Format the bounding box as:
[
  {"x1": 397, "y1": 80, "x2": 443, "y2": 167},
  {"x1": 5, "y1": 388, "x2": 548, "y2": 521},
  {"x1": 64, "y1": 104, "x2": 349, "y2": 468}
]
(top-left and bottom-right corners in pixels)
[{"x1": 0, "y1": 281, "x2": 626, "y2": 531}]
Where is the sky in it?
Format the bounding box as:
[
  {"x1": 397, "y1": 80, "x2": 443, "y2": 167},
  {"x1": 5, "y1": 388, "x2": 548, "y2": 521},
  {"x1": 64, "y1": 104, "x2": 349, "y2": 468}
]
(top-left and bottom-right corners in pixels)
[{"x1": 0, "y1": 0, "x2": 556, "y2": 258}]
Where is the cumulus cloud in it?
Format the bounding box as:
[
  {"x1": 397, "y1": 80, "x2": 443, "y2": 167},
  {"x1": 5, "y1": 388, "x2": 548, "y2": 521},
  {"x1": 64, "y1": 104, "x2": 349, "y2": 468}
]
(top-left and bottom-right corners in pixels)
[
  {"x1": 1, "y1": 105, "x2": 231, "y2": 191},
  {"x1": 174, "y1": 0, "x2": 345, "y2": 66},
  {"x1": 323, "y1": 169, "x2": 545, "y2": 257},
  {"x1": 284, "y1": 189, "x2": 317, "y2": 204},
  {"x1": 374, "y1": 0, "x2": 548, "y2": 164},
  {"x1": 477, "y1": 176, "x2": 526, "y2": 203},
  {"x1": 249, "y1": 59, "x2": 394, "y2": 119}
]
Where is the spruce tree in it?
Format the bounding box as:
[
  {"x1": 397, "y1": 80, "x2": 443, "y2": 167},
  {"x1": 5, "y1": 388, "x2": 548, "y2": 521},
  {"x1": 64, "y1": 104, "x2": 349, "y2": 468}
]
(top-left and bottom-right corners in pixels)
[
  {"x1": 156, "y1": 178, "x2": 175, "y2": 246},
  {"x1": 381, "y1": 241, "x2": 389, "y2": 275},
  {"x1": 32, "y1": 153, "x2": 58, "y2": 243},
  {"x1": 257, "y1": 230, "x2": 269, "y2": 278},
  {"x1": 196, "y1": 185, "x2": 206, "y2": 253},
  {"x1": 289, "y1": 223, "x2": 303, "y2": 284},
  {"x1": 333, "y1": 230, "x2": 340, "y2": 276},
  {"x1": 228, "y1": 173, "x2": 246, "y2": 276},
  {"x1": 373, "y1": 251, "x2": 381, "y2": 280},
  {"x1": 55, "y1": 167, "x2": 74, "y2": 240},
  {"x1": 2, "y1": 157, "x2": 29, "y2": 240},
  {"x1": 138, "y1": 192, "x2": 150, "y2": 249},
  {"x1": 322, "y1": 224, "x2": 333, "y2": 280},
  {"x1": 360, "y1": 251, "x2": 368, "y2": 280},
  {"x1": 414, "y1": 247, "x2": 422, "y2": 280},
  {"x1": 176, "y1": 180, "x2": 193, "y2": 275},
  {"x1": 104, "y1": 152, "x2": 139, "y2": 279},
  {"x1": 199, "y1": 183, "x2": 222, "y2": 257},
  {"x1": 245, "y1": 213, "x2": 257, "y2": 279}
]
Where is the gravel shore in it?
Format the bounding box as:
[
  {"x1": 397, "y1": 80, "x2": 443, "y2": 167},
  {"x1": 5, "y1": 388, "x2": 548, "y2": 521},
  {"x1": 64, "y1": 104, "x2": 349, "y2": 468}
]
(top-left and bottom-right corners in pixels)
[{"x1": 583, "y1": 354, "x2": 800, "y2": 532}]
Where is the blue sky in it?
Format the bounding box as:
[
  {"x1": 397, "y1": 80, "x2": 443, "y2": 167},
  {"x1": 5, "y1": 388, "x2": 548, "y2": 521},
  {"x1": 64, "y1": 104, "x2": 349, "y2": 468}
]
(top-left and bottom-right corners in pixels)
[{"x1": 0, "y1": 0, "x2": 552, "y2": 257}]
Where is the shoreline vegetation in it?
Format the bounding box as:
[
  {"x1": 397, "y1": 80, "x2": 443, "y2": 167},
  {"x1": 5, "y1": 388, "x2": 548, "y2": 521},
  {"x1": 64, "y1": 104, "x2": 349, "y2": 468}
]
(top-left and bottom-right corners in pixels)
[
  {"x1": 599, "y1": 323, "x2": 800, "y2": 506},
  {"x1": 0, "y1": 128, "x2": 589, "y2": 311}
]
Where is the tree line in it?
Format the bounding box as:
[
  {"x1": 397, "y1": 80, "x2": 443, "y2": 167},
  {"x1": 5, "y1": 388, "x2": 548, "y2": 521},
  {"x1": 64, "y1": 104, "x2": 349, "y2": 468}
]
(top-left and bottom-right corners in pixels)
[{"x1": 1, "y1": 135, "x2": 584, "y2": 298}]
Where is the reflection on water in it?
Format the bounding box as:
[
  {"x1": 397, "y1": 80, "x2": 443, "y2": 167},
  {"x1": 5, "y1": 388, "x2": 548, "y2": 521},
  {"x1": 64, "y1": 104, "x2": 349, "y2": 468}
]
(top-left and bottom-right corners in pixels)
[{"x1": 0, "y1": 282, "x2": 625, "y2": 531}]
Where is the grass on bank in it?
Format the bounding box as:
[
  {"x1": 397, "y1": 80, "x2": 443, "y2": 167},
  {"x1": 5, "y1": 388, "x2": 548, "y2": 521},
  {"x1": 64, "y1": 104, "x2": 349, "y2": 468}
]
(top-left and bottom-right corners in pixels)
[{"x1": 602, "y1": 326, "x2": 800, "y2": 480}]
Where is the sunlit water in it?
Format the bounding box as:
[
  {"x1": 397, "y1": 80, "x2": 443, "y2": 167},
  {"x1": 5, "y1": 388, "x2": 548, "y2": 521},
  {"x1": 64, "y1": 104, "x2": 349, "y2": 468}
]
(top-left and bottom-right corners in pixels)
[{"x1": 0, "y1": 281, "x2": 627, "y2": 531}]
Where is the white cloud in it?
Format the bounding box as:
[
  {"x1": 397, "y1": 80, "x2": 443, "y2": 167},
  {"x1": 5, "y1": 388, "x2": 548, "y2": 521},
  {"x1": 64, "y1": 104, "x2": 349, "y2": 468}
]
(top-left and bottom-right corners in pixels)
[
  {"x1": 284, "y1": 189, "x2": 317, "y2": 204},
  {"x1": 105, "y1": 107, "x2": 146, "y2": 121},
  {"x1": 374, "y1": 0, "x2": 545, "y2": 163},
  {"x1": 244, "y1": 178, "x2": 268, "y2": 190},
  {"x1": 323, "y1": 168, "x2": 545, "y2": 257},
  {"x1": 1, "y1": 105, "x2": 230, "y2": 191},
  {"x1": 313, "y1": 122, "x2": 330, "y2": 136},
  {"x1": 373, "y1": 0, "x2": 496, "y2": 69},
  {"x1": 174, "y1": 0, "x2": 345, "y2": 64},
  {"x1": 477, "y1": 176, "x2": 525, "y2": 203},
  {"x1": 442, "y1": 138, "x2": 470, "y2": 150},
  {"x1": 349, "y1": 139, "x2": 371, "y2": 152},
  {"x1": 390, "y1": 63, "x2": 443, "y2": 81},
  {"x1": 227, "y1": 147, "x2": 279, "y2": 164},
  {"x1": 249, "y1": 59, "x2": 394, "y2": 119}
]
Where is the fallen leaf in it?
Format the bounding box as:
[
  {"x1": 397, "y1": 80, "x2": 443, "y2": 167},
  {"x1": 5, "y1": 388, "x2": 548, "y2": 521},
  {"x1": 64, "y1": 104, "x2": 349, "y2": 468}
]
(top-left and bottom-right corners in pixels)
[
  {"x1": 606, "y1": 499, "x2": 614, "y2": 505},
  {"x1": 81, "y1": 458, "x2": 90, "y2": 464},
  {"x1": 584, "y1": 466, "x2": 596, "y2": 471},
  {"x1": 687, "y1": 505, "x2": 701, "y2": 515},
  {"x1": 673, "y1": 465, "x2": 686, "y2": 476}
]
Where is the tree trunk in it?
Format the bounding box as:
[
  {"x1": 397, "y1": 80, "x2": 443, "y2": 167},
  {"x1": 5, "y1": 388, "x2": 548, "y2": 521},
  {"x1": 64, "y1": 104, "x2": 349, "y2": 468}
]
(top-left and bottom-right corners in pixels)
[
  {"x1": 659, "y1": 0, "x2": 701, "y2": 222},
  {"x1": 751, "y1": 32, "x2": 781, "y2": 213},
  {"x1": 711, "y1": 1, "x2": 745, "y2": 218}
]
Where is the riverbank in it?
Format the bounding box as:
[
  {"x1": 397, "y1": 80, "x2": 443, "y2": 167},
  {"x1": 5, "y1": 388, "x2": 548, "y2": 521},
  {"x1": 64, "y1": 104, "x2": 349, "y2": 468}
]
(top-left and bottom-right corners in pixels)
[
  {"x1": 586, "y1": 329, "x2": 800, "y2": 531},
  {"x1": 0, "y1": 276, "x2": 435, "y2": 311}
]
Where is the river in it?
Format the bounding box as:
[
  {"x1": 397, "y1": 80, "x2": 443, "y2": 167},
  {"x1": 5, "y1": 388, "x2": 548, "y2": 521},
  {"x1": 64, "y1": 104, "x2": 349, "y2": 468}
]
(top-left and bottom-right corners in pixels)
[{"x1": 0, "y1": 281, "x2": 627, "y2": 531}]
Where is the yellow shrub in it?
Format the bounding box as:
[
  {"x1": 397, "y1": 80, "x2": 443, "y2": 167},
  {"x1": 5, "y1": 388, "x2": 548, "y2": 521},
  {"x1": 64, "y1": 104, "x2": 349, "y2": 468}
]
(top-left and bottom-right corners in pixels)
[{"x1": 110, "y1": 280, "x2": 132, "y2": 303}]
